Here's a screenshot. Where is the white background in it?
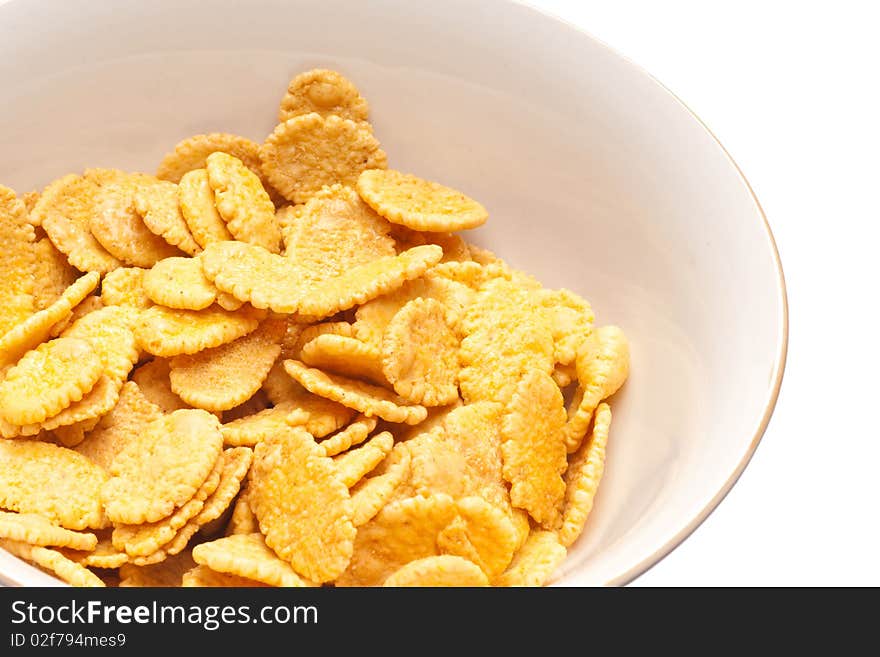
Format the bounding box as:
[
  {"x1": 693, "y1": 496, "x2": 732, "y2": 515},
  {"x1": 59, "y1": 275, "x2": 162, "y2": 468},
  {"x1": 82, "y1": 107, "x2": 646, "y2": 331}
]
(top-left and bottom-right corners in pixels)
[{"x1": 526, "y1": 0, "x2": 879, "y2": 585}]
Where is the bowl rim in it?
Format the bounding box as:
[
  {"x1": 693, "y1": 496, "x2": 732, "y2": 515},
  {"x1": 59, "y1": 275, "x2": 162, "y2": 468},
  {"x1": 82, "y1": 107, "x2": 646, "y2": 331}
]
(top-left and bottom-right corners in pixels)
[
  {"x1": 0, "y1": 0, "x2": 788, "y2": 588},
  {"x1": 512, "y1": 0, "x2": 789, "y2": 586}
]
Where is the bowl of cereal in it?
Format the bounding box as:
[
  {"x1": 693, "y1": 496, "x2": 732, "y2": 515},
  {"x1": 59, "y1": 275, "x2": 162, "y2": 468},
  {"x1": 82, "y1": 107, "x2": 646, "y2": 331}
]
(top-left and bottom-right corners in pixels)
[{"x1": 0, "y1": 0, "x2": 786, "y2": 587}]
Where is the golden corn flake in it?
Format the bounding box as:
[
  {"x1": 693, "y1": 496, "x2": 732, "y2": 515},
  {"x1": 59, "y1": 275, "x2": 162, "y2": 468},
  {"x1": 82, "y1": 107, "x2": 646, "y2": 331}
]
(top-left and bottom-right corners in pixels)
[
  {"x1": 100, "y1": 267, "x2": 150, "y2": 309},
  {"x1": 552, "y1": 362, "x2": 577, "y2": 389},
  {"x1": 0, "y1": 337, "x2": 103, "y2": 426},
  {"x1": 563, "y1": 325, "x2": 629, "y2": 453},
  {"x1": 298, "y1": 244, "x2": 442, "y2": 318},
  {"x1": 102, "y1": 409, "x2": 223, "y2": 524},
  {"x1": 319, "y1": 414, "x2": 377, "y2": 457},
  {"x1": 32, "y1": 237, "x2": 78, "y2": 311},
  {"x1": 0, "y1": 186, "x2": 36, "y2": 336},
  {"x1": 261, "y1": 113, "x2": 388, "y2": 204},
  {"x1": 250, "y1": 425, "x2": 355, "y2": 583},
  {"x1": 134, "y1": 304, "x2": 263, "y2": 357},
  {"x1": 301, "y1": 334, "x2": 386, "y2": 385},
  {"x1": 1, "y1": 538, "x2": 104, "y2": 587},
  {"x1": 290, "y1": 321, "x2": 353, "y2": 356},
  {"x1": 437, "y1": 496, "x2": 518, "y2": 578},
  {"x1": 119, "y1": 550, "x2": 195, "y2": 587},
  {"x1": 350, "y1": 443, "x2": 411, "y2": 527},
  {"x1": 178, "y1": 168, "x2": 233, "y2": 248},
  {"x1": 156, "y1": 132, "x2": 282, "y2": 205},
  {"x1": 192, "y1": 446, "x2": 253, "y2": 531},
  {"x1": 459, "y1": 278, "x2": 555, "y2": 404},
  {"x1": 0, "y1": 511, "x2": 97, "y2": 550},
  {"x1": 206, "y1": 152, "x2": 280, "y2": 253},
  {"x1": 143, "y1": 256, "x2": 217, "y2": 310},
  {"x1": 112, "y1": 454, "x2": 224, "y2": 557},
  {"x1": 501, "y1": 369, "x2": 567, "y2": 527},
  {"x1": 40, "y1": 376, "x2": 120, "y2": 432},
  {"x1": 557, "y1": 403, "x2": 611, "y2": 548},
  {"x1": 130, "y1": 359, "x2": 187, "y2": 413},
  {"x1": 284, "y1": 359, "x2": 426, "y2": 425},
  {"x1": 336, "y1": 493, "x2": 457, "y2": 587},
  {"x1": 90, "y1": 173, "x2": 182, "y2": 267},
  {"x1": 134, "y1": 180, "x2": 201, "y2": 256},
  {"x1": 225, "y1": 489, "x2": 257, "y2": 536},
  {"x1": 465, "y1": 243, "x2": 503, "y2": 266},
  {"x1": 357, "y1": 169, "x2": 488, "y2": 232},
  {"x1": 354, "y1": 276, "x2": 474, "y2": 348},
  {"x1": 75, "y1": 381, "x2": 162, "y2": 471},
  {"x1": 67, "y1": 534, "x2": 129, "y2": 569},
  {"x1": 282, "y1": 184, "x2": 395, "y2": 280},
  {"x1": 381, "y1": 297, "x2": 460, "y2": 406},
  {"x1": 333, "y1": 431, "x2": 394, "y2": 488},
  {"x1": 383, "y1": 555, "x2": 488, "y2": 587},
  {"x1": 49, "y1": 293, "x2": 104, "y2": 339},
  {"x1": 181, "y1": 564, "x2": 267, "y2": 587},
  {"x1": 494, "y1": 530, "x2": 567, "y2": 587},
  {"x1": 278, "y1": 68, "x2": 369, "y2": 123},
  {"x1": 61, "y1": 305, "x2": 139, "y2": 381},
  {"x1": 193, "y1": 533, "x2": 308, "y2": 587},
  {"x1": 35, "y1": 173, "x2": 122, "y2": 273},
  {"x1": 200, "y1": 241, "x2": 300, "y2": 313},
  {"x1": 0, "y1": 272, "x2": 99, "y2": 368},
  {"x1": 0, "y1": 439, "x2": 106, "y2": 530},
  {"x1": 169, "y1": 319, "x2": 284, "y2": 412},
  {"x1": 535, "y1": 288, "x2": 595, "y2": 366}
]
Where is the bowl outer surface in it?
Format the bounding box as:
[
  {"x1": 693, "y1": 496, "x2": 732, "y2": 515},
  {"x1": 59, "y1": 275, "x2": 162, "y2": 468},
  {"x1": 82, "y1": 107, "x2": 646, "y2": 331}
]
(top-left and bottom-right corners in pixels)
[{"x1": 0, "y1": 0, "x2": 786, "y2": 586}]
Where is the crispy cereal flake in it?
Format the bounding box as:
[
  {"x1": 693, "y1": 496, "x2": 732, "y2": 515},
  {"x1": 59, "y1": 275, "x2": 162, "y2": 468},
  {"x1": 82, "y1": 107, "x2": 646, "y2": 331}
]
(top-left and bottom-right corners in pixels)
[
  {"x1": 333, "y1": 431, "x2": 394, "y2": 488},
  {"x1": 250, "y1": 426, "x2": 355, "y2": 582},
  {"x1": 134, "y1": 180, "x2": 201, "y2": 256},
  {"x1": 206, "y1": 152, "x2": 280, "y2": 253},
  {"x1": 169, "y1": 319, "x2": 283, "y2": 412},
  {"x1": 0, "y1": 511, "x2": 97, "y2": 550},
  {"x1": 557, "y1": 403, "x2": 611, "y2": 548},
  {"x1": 319, "y1": 414, "x2": 377, "y2": 457},
  {"x1": 0, "y1": 439, "x2": 106, "y2": 530},
  {"x1": 130, "y1": 359, "x2": 187, "y2": 412},
  {"x1": 501, "y1": 369, "x2": 567, "y2": 527},
  {"x1": 350, "y1": 444, "x2": 411, "y2": 527},
  {"x1": 357, "y1": 169, "x2": 488, "y2": 232},
  {"x1": 102, "y1": 409, "x2": 223, "y2": 524},
  {"x1": 278, "y1": 68, "x2": 369, "y2": 123},
  {"x1": 284, "y1": 359, "x2": 427, "y2": 425},
  {"x1": 134, "y1": 304, "x2": 263, "y2": 357},
  {"x1": 301, "y1": 334, "x2": 386, "y2": 385},
  {"x1": 193, "y1": 533, "x2": 308, "y2": 587},
  {"x1": 100, "y1": 267, "x2": 151, "y2": 309},
  {"x1": 61, "y1": 305, "x2": 140, "y2": 380},
  {"x1": 181, "y1": 564, "x2": 266, "y2": 587},
  {"x1": 494, "y1": 530, "x2": 567, "y2": 587},
  {"x1": 1, "y1": 538, "x2": 104, "y2": 586},
  {"x1": 119, "y1": 550, "x2": 195, "y2": 587},
  {"x1": 143, "y1": 256, "x2": 218, "y2": 310},
  {"x1": 383, "y1": 555, "x2": 488, "y2": 587},
  {"x1": 32, "y1": 237, "x2": 77, "y2": 311},
  {"x1": 178, "y1": 168, "x2": 233, "y2": 248},
  {"x1": 261, "y1": 113, "x2": 387, "y2": 204},
  {"x1": 0, "y1": 186, "x2": 36, "y2": 336},
  {"x1": 381, "y1": 297, "x2": 460, "y2": 406},
  {"x1": 0, "y1": 337, "x2": 103, "y2": 426},
  {"x1": 563, "y1": 325, "x2": 629, "y2": 453}
]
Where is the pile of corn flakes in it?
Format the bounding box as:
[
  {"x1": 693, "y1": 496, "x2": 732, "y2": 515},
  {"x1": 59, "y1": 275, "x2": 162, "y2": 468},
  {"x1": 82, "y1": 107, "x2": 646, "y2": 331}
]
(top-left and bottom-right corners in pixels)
[{"x1": 0, "y1": 69, "x2": 628, "y2": 587}]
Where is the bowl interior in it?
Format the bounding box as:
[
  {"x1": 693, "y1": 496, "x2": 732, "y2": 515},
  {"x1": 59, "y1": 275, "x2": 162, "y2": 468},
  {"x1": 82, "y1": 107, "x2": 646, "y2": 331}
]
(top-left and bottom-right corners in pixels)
[{"x1": 0, "y1": 0, "x2": 785, "y2": 585}]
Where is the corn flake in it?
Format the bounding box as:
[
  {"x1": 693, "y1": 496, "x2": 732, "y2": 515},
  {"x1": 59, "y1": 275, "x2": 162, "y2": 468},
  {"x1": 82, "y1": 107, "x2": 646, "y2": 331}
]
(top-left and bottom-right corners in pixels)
[
  {"x1": 1, "y1": 538, "x2": 104, "y2": 587},
  {"x1": 169, "y1": 319, "x2": 284, "y2": 412},
  {"x1": 193, "y1": 533, "x2": 308, "y2": 587},
  {"x1": 382, "y1": 297, "x2": 460, "y2": 406},
  {"x1": 563, "y1": 325, "x2": 629, "y2": 453},
  {"x1": 134, "y1": 304, "x2": 263, "y2": 357},
  {"x1": 143, "y1": 256, "x2": 218, "y2": 310},
  {"x1": 32, "y1": 237, "x2": 77, "y2": 311},
  {"x1": 383, "y1": 555, "x2": 488, "y2": 587},
  {"x1": 181, "y1": 564, "x2": 267, "y2": 587},
  {"x1": 0, "y1": 186, "x2": 36, "y2": 336},
  {"x1": 319, "y1": 414, "x2": 377, "y2": 457},
  {"x1": 102, "y1": 409, "x2": 223, "y2": 524},
  {"x1": 557, "y1": 403, "x2": 611, "y2": 548},
  {"x1": 333, "y1": 431, "x2": 394, "y2": 488},
  {"x1": 206, "y1": 152, "x2": 280, "y2": 253},
  {"x1": 284, "y1": 359, "x2": 426, "y2": 425},
  {"x1": 301, "y1": 334, "x2": 386, "y2": 385},
  {"x1": 494, "y1": 530, "x2": 567, "y2": 587},
  {"x1": 278, "y1": 68, "x2": 369, "y2": 123},
  {"x1": 178, "y1": 169, "x2": 233, "y2": 248},
  {"x1": 134, "y1": 180, "x2": 201, "y2": 256},
  {"x1": 261, "y1": 113, "x2": 387, "y2": 204},
  {"x1": 250, "y1": 425, "x2": 354, "y2": 582},
  {"x1": 130, "y1": 359, "x2": 187, "y2": 412},
  {"x1": 0, "y1": 511, "x2": 97, "y2": 550},
  {"x1": 501, "y1": 369, "x2": 567, "y2": 527},
  {"x1": 350, "y1": 443, "x2": 411, "y2": 527},
  {"x1": 119, "y1": 550, "x2": 195, "y2": 587},
  {"x1": 100, "y1": 267, "x2": 151, "y2": 309},
  {"x1": 0, "y1": 439, "x2": 106, "y2": 530}
]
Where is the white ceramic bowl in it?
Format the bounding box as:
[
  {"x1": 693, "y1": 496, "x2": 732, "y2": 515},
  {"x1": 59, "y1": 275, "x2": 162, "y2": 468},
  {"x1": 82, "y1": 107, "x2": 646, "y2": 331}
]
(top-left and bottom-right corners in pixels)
[{"x1": 0, "y1": 0, "x2": 786, "y2": 586}]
